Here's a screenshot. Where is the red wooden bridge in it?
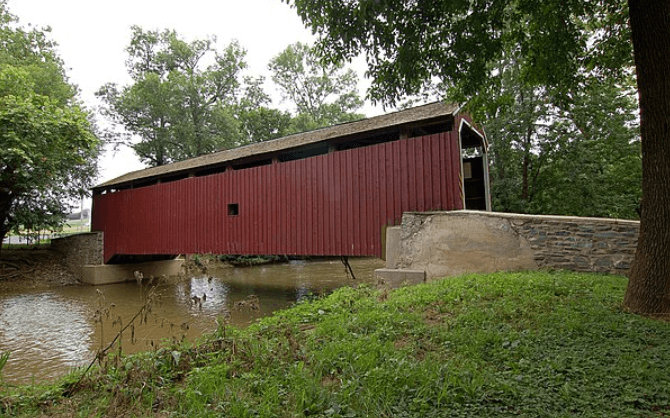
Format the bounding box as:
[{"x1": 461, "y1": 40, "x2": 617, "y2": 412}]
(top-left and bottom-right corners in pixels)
[{"x1": 91, "y1": 102, "x2": 490, "y2": 263}]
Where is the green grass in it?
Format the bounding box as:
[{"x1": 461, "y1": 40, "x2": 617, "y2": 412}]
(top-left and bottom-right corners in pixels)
[{"x1": 2, "y1": 270, "x2": 670, "y2": 417}]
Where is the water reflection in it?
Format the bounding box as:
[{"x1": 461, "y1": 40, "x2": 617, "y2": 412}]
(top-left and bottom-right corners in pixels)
[{"x1": 0, "y1": 258, "x2": 383, "y2": 385}]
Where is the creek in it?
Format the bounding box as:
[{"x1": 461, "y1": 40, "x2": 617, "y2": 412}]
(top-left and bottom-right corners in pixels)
[{"x1": 0, "y1": 258, "x2": 383, "y2": 385}]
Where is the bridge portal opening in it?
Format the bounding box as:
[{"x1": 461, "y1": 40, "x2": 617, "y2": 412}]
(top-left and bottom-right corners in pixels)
[{"x1": 459, "y1": 120, "x2": 491, "y2": 211}]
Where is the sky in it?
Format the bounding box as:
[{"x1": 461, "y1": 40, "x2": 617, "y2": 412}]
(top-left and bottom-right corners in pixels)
[{"x1": 6, "y1": 0, "x2": 381, "y2": 195}]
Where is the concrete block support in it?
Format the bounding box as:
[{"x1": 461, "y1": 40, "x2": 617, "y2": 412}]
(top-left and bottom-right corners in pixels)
[
  {"x1": 385, "y1": 226, "x2": 402, "y2": 269},
  {"x1": 375, "y1": 268, "x2": 426, "y2": 287},
  {"x1": 81, "y1": 260, "x2": 184, "y2": 285}
]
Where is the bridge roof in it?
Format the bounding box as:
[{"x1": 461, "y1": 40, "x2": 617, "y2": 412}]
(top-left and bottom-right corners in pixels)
[{"x1": 95, "y1": 101, "x2": 460, "y2": 190}]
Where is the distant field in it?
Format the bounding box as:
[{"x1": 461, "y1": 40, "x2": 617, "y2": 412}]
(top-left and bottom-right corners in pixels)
[{"x1": 2, "y1": 219, "x2": 91, "y2": 247}]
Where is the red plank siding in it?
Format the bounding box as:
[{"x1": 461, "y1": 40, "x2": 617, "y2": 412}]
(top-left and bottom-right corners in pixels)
[{"x1": 93, "y1": 133, "x2": 464, "y2": 262}]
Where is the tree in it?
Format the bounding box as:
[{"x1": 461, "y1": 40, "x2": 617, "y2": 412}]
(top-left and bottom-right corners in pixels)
[
  {"x1": 98, "y1": 27, "x2": 247, "y2": 166},
  {"x1": 284, "y1": 0, "x2": 669, "y2": 314},
  {"x1": 269, "y1": 42, "x2": 364, "y2": 132},
  {"x1": 473, "y1": 59, "x2": 641, "y2": 219},
  {"x1": 235, "y1": 76, "x2": 293, "y2": 144},
  {"x1": 0, "y1": 1, "x2": 100, "y2": 246}
]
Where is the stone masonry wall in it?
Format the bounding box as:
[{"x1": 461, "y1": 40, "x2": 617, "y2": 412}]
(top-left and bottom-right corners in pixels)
[
  {"x1": 396, "y1": 211, "x2": 638, "y2": 279},
  {"x1": 511, "y1": 214, "x2": 638, "y2": 273},
  {"x1": 51, "y1": 232, "x2": 104, "y2": 277}
]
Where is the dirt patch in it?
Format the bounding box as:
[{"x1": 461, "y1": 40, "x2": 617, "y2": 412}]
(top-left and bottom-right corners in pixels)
[{"x1": 0, "y1": 248, "x2": 80, "y2": 291}]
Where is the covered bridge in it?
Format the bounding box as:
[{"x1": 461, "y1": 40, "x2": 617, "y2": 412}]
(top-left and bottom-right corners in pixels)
[{"x1": 91, "y1": 102, "x2": 490, "y2": 263}]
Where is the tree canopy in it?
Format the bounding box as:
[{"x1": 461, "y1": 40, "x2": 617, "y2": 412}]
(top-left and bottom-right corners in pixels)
[
  {"x1": 269, "y1": 42, "x2": 364, "y2": 132},
  {"x1": 0, "y1": 1, "x2": 100, "y2": 244},
  {"x1": 98, "y1": 27, "x2": 253, "y2": 166}
]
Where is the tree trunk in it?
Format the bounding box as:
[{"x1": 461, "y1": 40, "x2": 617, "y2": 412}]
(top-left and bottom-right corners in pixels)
[
  {"x1": 623, "y1": 0, "x2": 670, "y2": 314},
  {"x1": 0, "y1": 191, "x2": 13, "y2": 254}
]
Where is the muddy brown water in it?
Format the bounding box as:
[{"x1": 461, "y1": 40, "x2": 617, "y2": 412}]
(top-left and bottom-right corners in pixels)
[{"x1": 0, "y1": 258, "x2": 383, "y2": 385}]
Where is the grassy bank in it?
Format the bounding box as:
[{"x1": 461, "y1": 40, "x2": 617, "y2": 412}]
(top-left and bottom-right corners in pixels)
[{"x1": 2, "y1": 270, "x2": 669, "y2": 417}]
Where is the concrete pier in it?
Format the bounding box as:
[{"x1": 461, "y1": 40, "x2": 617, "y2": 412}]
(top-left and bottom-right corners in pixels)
[{"x1": 81, "y1": 259, "x2": 184, "y2": 285}]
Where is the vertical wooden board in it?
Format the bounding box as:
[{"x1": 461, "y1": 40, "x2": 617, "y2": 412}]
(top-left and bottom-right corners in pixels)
[
  {"x1": 234, "y1": 170, "x2": 241, "y2": 254},
  {"x1": 314, "y1": 156, "x2": 321, "y2": 255},
  {"x1": 223, "y1": 173, "x2": 230, "y2": 254},
  {"x1": 172, "y1": 182, "x2": 180, "y2": 254},
  {"x1": 210, "y1": 175, "x2": 217, "y2": 253},
  {"x1": 333, "y1": 152, "x2": 342, "y2": 254},
  {"x1": 159, "y1": 184, "x2": 168, "y2": 253},
  {"x1": 348, "y1": 148, "x2": 365, "y2": 251},
  {"x1": 368, "y1": 145, "x2": 377, "y2": 254},
  {"x1": 312, "y1": 156, "x2": 321, "y2": 255},
  {"x1": 308, "y1": 158, "x2": 315, "y2": 255},
  {"x1": 360, "y1": 147, "x2": 369, "y2": 254},
  {"x1": 292, "y1": 161, "x2": 300, "y2": 254},
  {"x1": 385, "y1": 142, "x2": 395, "y2": 225},
  {"x1": 430, "y1": 135, "x2": 442, "y2": 210},
  {"x1": 267, "y1": 164, "x2": 274, "y2": 254},
  {"x1": 373, "y1": 145, "x2": 382, "y2": 254},
  {"x1": 369, "y1": 145, "x2": 377, "y2": 254},
  {"x1": 286, "y1": 162, "x2": 294, "y2": 254},
  {"x1": 272, "y1": 163, "x2": 279, "y2": 254},
  {"x1": 151, "y1": 187, "x2": 161, "y2": 253},
  {"x1": 391, "y1": 140, "x2": 402, "y2": 224},
  {"x1": 246, "y1": 168, "x2": 254, "y2": 254},
  {"x1": 239, "y1": 170, "x2": 246, "y2": 254},
  {"x1": 441, "y1": 132, "x2": 451, "y2": 209},
  {"x1": 240, "y1": 169, "x2": 247, "y2": 254},
  {"x1": 297, "y1": 161, "x2": 303, "y2": 254},
  {"x1": 400, "y1": 139, "x2": 414, "y2": 216},
  {"x1": 322, "y1": 154, "x2": 329, "y2": 255},
  {"x1": 378, "y1": 143, "x2": 387, "y2": 229},
  {"x1": 280, "y1": 163, "x2": 287, "y2": 255},
  {"x1": 264, "y1": 165, "x2": 271, "y2": 254},
  {"x1": 281, "y1": 163, "x2": 286, "y2": 254},
  {"x1": 422, "y1": 136, "x2": 433, "y2": 210},
  {"x1": 337, "y1": 152, "x2": 345, "y2": 255},
  {"x1": 174, "y1": 182, "x2": 182, "y2": 254},
  {"x1": 258, "y1": 166, "x2": 266, "y2": 254},
  {"x1": 295, "y1": 161, "x2": 302, "y2": 254},
  {"x1": 408, "y1": 138, "x2": 418, "y2": 212},
  {"x1": 197, "y1": 177, "x2": 205, "y2": 254},
  {"x1": 166, "y1": 184, "x2": 175, "y2": 254},
  {"x1": 221, "y1": 171, "x2": 228, "y2": 254},
  {"x1": 346, "y1": 150, "x2": 355, "y2": 255},
  {"x1": 325, "y1": 153, "x2": 334, "y2": 254},
  {"x1": 412, "y1": 137, "x2": 426, "y2": 212},
  {"x1": 284, "y1": 162, "x2": 290, "y2": 254},
  {"x1": 249, "y1": 168, "x2": 257, "y2": 254},
  {"x1": 300, "y1": 160, "x2": 308, "y2": 254}
]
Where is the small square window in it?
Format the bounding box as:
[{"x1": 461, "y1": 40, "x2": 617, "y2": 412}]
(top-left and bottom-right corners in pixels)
[{"x1": 228, "y1": 203, "x2": 239, "y2": 216}]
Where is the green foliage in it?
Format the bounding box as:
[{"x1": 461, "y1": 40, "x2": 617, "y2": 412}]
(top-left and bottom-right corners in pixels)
[
  {"x1": 235, "y1": 75, "x2": 293, "y2": 144},
  {"x1": 0, "y1": 1, "x2": 100, "y2": 242},
  {"x1": 97, "y1": 27, "x2": 256, "y2": 166},
  {"x1": 284, "y1": 0, "x2": 631, "y2": 106},
  {"x1": 269, "y1": 42, "x2": 364, "y2": 131},
  {"x1": 4, "y1": 271, "x2": 670, "y2": 417},
  {"x1": 469, "y1": 59, "x2": 641, "y2": 219}
]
